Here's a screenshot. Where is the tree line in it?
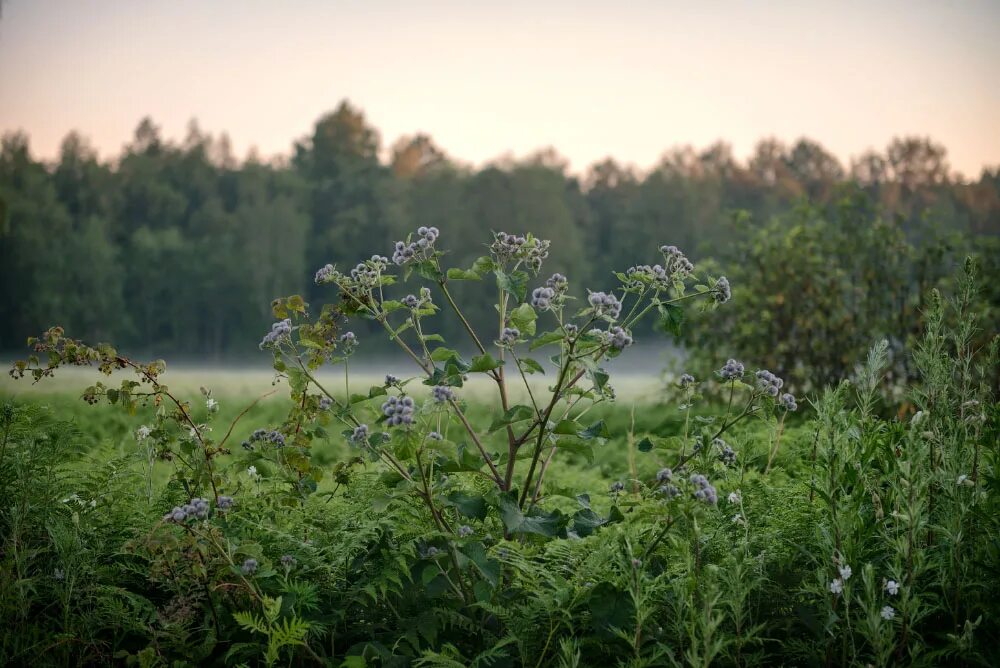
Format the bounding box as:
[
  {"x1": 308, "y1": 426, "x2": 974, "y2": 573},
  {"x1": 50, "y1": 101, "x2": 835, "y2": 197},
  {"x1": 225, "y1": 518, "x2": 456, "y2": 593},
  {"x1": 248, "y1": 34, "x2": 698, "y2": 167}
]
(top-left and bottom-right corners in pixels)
[{"x1": 1, "y1": 100, "x2": 997, "y2": 360}]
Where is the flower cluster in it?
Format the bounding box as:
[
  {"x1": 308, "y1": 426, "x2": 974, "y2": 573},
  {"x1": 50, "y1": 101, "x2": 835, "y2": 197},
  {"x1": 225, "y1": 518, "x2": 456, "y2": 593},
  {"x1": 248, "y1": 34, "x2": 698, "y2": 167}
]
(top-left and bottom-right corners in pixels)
[
  {"x1": 656, "y1": 467, "x2": 673, "y2": 482},
  {"x1": 719, "y1": 358, "x2": 745, "y2": 381},
  {"x1": 338, "y1": 332, "x2": 358, "y2": 353},
  {"x1": 779, "y1": 392, "x2": 798, "y2": 411},
  {"x1": 546, "y1": 273, "x2": 568, "y2": 292},
  {"x1": 458, "y1": 525, "x2": 474, "y2": 537},
  {"x1": 351, "y1": 424, "x2": 369, "y2": 443},
  {"x1": 711, "y1": 276, "x2": 731, "y2": 304},
  {"x1": 715, "y1": 438, "x2": 737, "y2": 465},
  {"x1": 216, "y1": 495, "x2": 234, "y2": 510},
  {"x1": 660, "y1": 245, "x2": 695, "y2": 278},
  {"x1": 755, "y1": 369, "x2": 784, "y2": 397},
  {"x1": 241, "y1": 558, "x2": 258, "y2": 575},
  {"x1": 624, "y1": 263, "x2": 669, "y2": 289},
  {"x1": 381, "y1": 396, "x2": 415, "y2": 426},
  {"x1": 259, "y1": 319, "x2": 292, "y2": 350},
  {"x1": 491, "y1": 231, "x2": 527, "y2": 261},
  {"x1": 280, "y1": 554, "x2": 297, "y2": 568},
  {"x1": 392, "y1": 227, "x2": 439, "y2": 265},
  {"x1": 531, "y1": 286, "x2": 556, "y2": 310},
  {"x1": 587, "y1": 291, "x2": 622, "y2": 319},
  {"x1": 428, "y1": 431, "x2": 443, "y2": 440},
  {"x1": 385, "y1": 373, "x2": 400, "y2": 386},
  {"x1": 489, "y1": 232, "x2": 550, "y2": 271},
  {"x1": 690, "y1": 474, "x2": 718, "y2": 504},
  {"x1": 164, "y1": 497, "x2": 210, "y2": 522},
  {"x1": 314, "y1": 263, "x2": 336, "y2": 284},
  {"x1": 136, "y1": 425, "x2": 152, "y2": 440},
  {"x1": 319, "y1": 396, "x2": 333, "y2": 410},
  {"x1": 248, "y1": 428, "x2": 286, "y2": 448},
  {"x1": 432, "y1": 385, "x2": 455, "y2": 403},
  {"x1": 500, "y1": 327, "x2": 520, "y2": 346},
  {"x1": 678, "y1": 373, "x2": 695, "y2": 388},
  {"x1": 609, "y1": 326, "x2": 633, "y2": 351}
]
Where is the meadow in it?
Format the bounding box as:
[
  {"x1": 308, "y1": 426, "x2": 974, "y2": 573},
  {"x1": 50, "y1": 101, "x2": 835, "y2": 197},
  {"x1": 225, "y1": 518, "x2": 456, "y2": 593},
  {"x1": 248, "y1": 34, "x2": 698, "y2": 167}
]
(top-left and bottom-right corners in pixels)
[{"x1": 1, "y1": 231, "x2": 997, "y2": 668}]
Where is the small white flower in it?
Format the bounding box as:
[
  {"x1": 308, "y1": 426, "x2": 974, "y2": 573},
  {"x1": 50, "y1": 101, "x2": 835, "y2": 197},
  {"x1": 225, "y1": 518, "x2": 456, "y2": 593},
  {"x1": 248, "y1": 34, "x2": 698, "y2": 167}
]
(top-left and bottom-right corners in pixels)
[
  {"x1": 910, "y1": 410, "x2": 925, "y2": 427},
  {"x1": 89, "y1": 499, "x2": 96, "y2": 508},
  {"x1": 886, "y1": 580, "x2": 899, "y2": 596},
  {"x1": 732, "y1": 513, "x2": 744, "y2": 524},
  {"x1": 839, "y1": 564, "x2": 852, "y2": 581},
  {"x1": 957, "y1": 474, "x2": 974, "y2": 487},
  {"x1": 206, "y1": 398, "x2": 218, "y2": 412},
  {"x1": 829, "y1": 578, "x2": 844, "y2": 595},
  {"x1": 880, "y1": 605, "x2": 895, "y2": 620},
  {"x1": 136, "y1": 425, "x2": 151, "y2": 441},
  {"x1": 728, "y1": 490, "x2": 742, "y2": 504},
  {"x1": 247, "y1": 465, "x2": 260, "y2": 480},
  {"x1": 53, "y1": 568, "x2": 64, "y2": 581},
  {"x1": 188, "y1": 426, "x2": 198, "y2": 438}
]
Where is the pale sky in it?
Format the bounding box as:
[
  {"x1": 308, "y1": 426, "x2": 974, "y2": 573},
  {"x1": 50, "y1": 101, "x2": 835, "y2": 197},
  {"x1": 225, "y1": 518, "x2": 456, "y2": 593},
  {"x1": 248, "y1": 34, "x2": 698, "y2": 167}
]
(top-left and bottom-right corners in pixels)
[{"x1": 1, "y1": 0, "x2": 998, "y2": 177}]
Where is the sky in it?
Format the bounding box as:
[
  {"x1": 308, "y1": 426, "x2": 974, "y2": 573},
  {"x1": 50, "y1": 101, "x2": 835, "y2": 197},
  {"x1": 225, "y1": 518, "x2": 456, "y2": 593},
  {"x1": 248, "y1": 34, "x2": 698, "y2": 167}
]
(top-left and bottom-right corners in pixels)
[{"x1": 1, "y1": 0, "x2": 998, "y2": 177}]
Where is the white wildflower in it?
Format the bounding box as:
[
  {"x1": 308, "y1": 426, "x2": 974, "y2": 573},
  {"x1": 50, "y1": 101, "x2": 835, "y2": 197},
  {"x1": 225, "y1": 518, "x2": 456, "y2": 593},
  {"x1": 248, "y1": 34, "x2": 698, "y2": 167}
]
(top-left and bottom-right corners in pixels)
[
  {"x1": 880, "y1": 605, "x2": 895, "y2": 620},
  {"x1": 839, "y1": 564, "x2": 852, "y2": 581},
  {"x1": 247, "y1": 465, "x2": 260, "y2": 480},
  {"x1": 728, "y1": 490, "x2": 742, "y2": 504},
  {"x1": 886, "y1": 580, "x2": 900, "y2": 596},
  {"x1": 206, "y1": 398, "x2": 219, "y2": 412},
  {"x1": 829, "y1": 578, "x2": 843, "y2": 595},
  {"x1": 136, "y1": 425, "x2": 151, "y2": 441}
]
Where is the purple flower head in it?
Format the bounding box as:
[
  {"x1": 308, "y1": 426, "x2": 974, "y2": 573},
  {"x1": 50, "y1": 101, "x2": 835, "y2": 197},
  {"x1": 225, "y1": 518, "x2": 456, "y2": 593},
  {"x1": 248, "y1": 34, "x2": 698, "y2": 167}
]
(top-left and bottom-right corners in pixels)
[
  {"x1": 689, "y1": 473, "x2": 718, "y2": 504},
  {"x1": 259, "y1": 319, "x2": 292, "y2": 350},
  {"x1": 587, "y1": 291, "x2": 622, "y2": 319},
  {"x1": 719, "y1": 359, "x2": 745, "y2": 381},
  {"x1": 432, "y1": 385, "x2": 455, "y2": 403},
  {"x1": 381, "y1": 395, "x2": 415, "y2": 426},
  {"x1": 531, "y1": 286, "x2": 556, "y2": 310},
  {"x1": 712, "y1": 276, "x2": 731, "y2": 304},
  {"x1": 659, "y1": 245, "x2": 695, "y2": 278},
  {"x1": 755, "y1": 369, "x2": 784, "y2": 397},
  {"x1": 352, "y1": 424, "x2": 369, "y2": 443},
  {"x1": 315, "y1": 264, "x2": 337, "y2": 285},
  {"x1": 609, "y1": 326, "x2": 633, "y2": 351}
]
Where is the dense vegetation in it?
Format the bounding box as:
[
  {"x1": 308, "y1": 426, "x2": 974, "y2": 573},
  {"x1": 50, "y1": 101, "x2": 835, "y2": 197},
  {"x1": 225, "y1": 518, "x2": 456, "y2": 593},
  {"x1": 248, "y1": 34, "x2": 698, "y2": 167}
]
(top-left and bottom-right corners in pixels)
[
  {"x1": 2, "y1": 229, "x2": 997, "y2": 666},
  {"x1": 2, "y1": 101, "x2": 998, "y2": 365}
]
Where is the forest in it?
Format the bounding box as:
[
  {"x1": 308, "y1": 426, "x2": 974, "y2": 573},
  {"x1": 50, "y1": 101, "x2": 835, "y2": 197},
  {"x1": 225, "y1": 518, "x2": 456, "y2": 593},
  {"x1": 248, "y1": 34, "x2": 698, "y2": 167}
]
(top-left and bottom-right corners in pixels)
[{"x1": 2, "y1": 100, "x2": 998, "y2": 363}]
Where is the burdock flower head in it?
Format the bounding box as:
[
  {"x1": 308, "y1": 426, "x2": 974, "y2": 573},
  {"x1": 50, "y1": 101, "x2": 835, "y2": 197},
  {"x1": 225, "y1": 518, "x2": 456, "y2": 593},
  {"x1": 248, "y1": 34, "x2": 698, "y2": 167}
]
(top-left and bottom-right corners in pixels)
[
  {"x1": 500, "y1": 327, "x2": 520, "y2": 346},
  {"x1": 531, "y1": 286, "x2": 556, "y2": 310},
  {"x1": 659, "y1": 245, "x2": 695, "y2": 278},
  {"x1": 392, "y1": 227, "x2": 439, "y2": 265},
  {"x1": 608, "y1": 326, "x2": 633, "y2": 351},
  {"x1": 689, "y1": 474, "x2": 718, "y2": 504},
  {"x1": 432, "y1": 385, "x2": 455, "y2": 403},
  {"x1": 755, "y1": 369, "x2": 784, "y2": 397},
  {"x1": 259, "y1": 319, "x2": 292, "y2": 350},
  {"x1": 587, "y1": 291, "x2": 622, "y2": 319},
  {"x1": 381, "y1": 396, "x2": 414, "y2": 426},
  {"x1": 711, "y1": 276, "x2": 731, "y2": 304},
  {"x1": 719, "y1": 359, "x2": 745, "y2": 381}
]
